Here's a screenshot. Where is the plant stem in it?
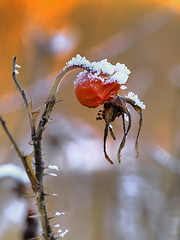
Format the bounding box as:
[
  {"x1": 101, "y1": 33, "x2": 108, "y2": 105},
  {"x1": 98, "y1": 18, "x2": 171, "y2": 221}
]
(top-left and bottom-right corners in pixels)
[
  {"x1": 12, "y1": 56, "x2": 29, "y2": 108},
  {"x1": 33, "y1": 63, "x2": 86, "y2": 239},
  {"x1": 49, "y1": 64, "x2": 90, "y2": 100},
  {"x1": 36, "y1": 190, "x2": 55, "y2": 240},
  {"x1": 0, "y1": 115, "x2": 38, "y2": 192},
  {"x1": 1, "y1": 59, "x2": 88, "y2": 240},
  {"x1": 32, "y1": 99, "x2": 56, "y2": 239},
  {"x1": 12, "y1": 57, "x2": 36, "y2": 136}
]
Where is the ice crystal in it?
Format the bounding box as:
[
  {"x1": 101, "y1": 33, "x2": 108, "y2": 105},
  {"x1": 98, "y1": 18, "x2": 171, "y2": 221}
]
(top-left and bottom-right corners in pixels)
[
  {"x1": 126, "y1": 91, "x2": 146, "y2": 109},
  {"x1": 15, "y1": 64, "x2": 21, "y2": 68},
  {"x1": 55, "y1": 212, "x2": 65, "y2": 216},
  {"x1": 48, "y1": 165, "x2": 59, "y2": 171},
  {"x1": 54, "y1": 224, "x2": 60, "y2": 228},
  {"x1": 49, "y1": 173, "x2": 57, "y2": 177},
  {"x1": 120, "y1": 85, "x2": 127, "y2": 90},
  {"x1": 68, "y1": 54, "x2": 131, "y2": 86},
  {"x1": 59, "y1": 229, "x2": 69, "y2": 238}
]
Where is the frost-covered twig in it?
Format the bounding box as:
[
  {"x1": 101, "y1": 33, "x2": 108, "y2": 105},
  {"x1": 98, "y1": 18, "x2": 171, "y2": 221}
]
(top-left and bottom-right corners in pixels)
[
  {"x1": 12, "y1": 57, "x2": 37, "y2": 136},
  {"x1": 1, "y1": 57, "x2": 56, "y2": 239},
  {"x1": 49, "y1": 54, "x2": 130, "y2": 100},
  {"x1": 0, "y1": 54, "x2": 145, "y2": 239},
  {"x1": 12, "y1": 56, "x2": 28, "y2": 108}
]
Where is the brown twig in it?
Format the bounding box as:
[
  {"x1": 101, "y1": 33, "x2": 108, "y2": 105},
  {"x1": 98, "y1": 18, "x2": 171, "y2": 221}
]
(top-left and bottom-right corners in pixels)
[
  {"x1": 12, "y1": 57, "x2": 36, "y2": 136},
  {"x1": 2, "y1": 57, "x2": 56, "y2": 239},
  {"x1": 1, "y1": 57, "x2": 91, "y2": 240},
  {"x1": 12, "y1": 57, "x2": 29, "y2": 108},
  {"x1": 32, "y1": 99, "x2": 56, "y2": 240},
  {"x1": 31, "y1": 62, "x2": 92, "y2": 239},
  {"x1": 0, "y1": 115, "x2": 38, "y2": 192}
]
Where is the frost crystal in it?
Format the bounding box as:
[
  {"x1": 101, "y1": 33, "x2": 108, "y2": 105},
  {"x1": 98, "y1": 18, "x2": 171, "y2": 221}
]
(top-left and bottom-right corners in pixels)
[
  {"x1": 54, "y1": 224, "x2": 60, "y2": 228},
  {"x1": 49, "y1": 173, "x2": 57, "y2": 177},
  {"x1": 48, "y1": 165, "x2": 59, "y2": 171},
  {"x1": 55, "y1": 212, "x2": 65, "y2": 216},
  {"x1": 68, "y1": 54, "x2": 131, "y2": 86},
  {"x1": 126, "y1": 92, "x2": 146, "y2": 109},
  {"x1": 52, "y1": 193, "x2": 58, "y2": 196},
  {"x1": 15, "y1": 64, "x2": 21, "y2": 68},
  {"x1": 59, "y1": 229, "x2": 69, "y2": 238},
  {"x1": 121, "y1": 85, "x2": 127, "y2": 90},
  {"x1": 67, "y1": 54, "x2": 91, "y2": 69}
]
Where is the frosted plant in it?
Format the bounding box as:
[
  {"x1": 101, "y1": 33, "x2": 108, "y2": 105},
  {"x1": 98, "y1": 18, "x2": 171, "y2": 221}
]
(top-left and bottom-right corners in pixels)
[{"x1": 0, "y1": 54, "x2": 145, "y2": 240}]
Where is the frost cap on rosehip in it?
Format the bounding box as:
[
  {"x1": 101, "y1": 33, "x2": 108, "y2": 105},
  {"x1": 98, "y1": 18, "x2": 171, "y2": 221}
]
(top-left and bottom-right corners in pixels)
[{"x1": 67, "y1": 54, "x2": 131, "y2": 86}]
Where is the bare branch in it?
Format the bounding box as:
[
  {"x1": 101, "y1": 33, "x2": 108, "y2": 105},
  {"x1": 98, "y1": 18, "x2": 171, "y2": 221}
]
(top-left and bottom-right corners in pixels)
[
  {"x1": 0, "y1": 115, "x2": 38, "y2": 191},
  {"x1": 12, "y1": 56, "x2": 29, "y2": 108}
]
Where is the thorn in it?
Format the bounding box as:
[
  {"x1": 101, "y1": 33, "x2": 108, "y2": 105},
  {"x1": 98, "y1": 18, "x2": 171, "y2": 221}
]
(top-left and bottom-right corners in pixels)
[
  {"x1": 55, "y1": 99, "x2": 63, "y2": 104},
  {"x1": 28, "y1": 140, "x2": 34, "y2": 145},
  {"x1": 43, "y1": 192, "x2": 50, "y2": 197},
  {"x1": 48, "y1": 215, "x2": 55, "y2": 220}
]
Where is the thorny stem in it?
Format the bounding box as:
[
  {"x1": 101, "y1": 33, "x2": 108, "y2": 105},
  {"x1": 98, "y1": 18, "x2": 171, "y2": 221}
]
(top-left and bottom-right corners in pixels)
[
  {"x1": 28, "y1": 61, "x2": 86, "y2": 239},
  {"x1": 1, "y1": 57, "x2": 59, "y2": 240},
  {"x1": 1, "y1": 58, "x2": 93, "y2": 240},
  {"x1": 33, "y1": 99, "x2": 56, "y2": 240},
  {"x1": 33, "y1": 62, "x2": 90, "y2": 239},
  {"x1": 32, "y1": 64, "x2": 82, "y2": 239},
  {"x1": 32, "y1": 61, "x2": 89, "y2": 238}
]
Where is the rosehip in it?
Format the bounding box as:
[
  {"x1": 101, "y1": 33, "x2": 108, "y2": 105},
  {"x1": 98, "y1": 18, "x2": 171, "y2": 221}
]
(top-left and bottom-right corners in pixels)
[{"x1": 74, "y1": 71, "x2": 121, "y2": 108}]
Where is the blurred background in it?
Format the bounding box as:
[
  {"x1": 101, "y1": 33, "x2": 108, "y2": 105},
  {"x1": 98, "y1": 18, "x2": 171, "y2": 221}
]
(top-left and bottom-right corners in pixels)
[{"x1": 0, "y1": 0, "x2": 180, "y2": 239}]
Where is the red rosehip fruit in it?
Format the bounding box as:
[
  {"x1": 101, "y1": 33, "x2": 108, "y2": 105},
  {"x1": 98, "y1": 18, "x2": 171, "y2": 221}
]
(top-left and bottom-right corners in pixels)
[{"x1": 74, "y1": 71, "x2": 121, "y2": 108}]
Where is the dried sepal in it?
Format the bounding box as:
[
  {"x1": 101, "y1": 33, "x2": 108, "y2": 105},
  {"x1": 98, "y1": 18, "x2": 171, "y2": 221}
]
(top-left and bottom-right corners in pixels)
[
  {"x1": 124, "y1": 97, "x2": 143, "y2": 158},
  {"x1": 32, "y1": 108, "x2": 41, "y2": 129},
  {"x1": 109, "y1": 125, "x2": 116, "y2": 140},
  {"x1": 97, "y1": 95, "x2": 144, "y2": 164},
  {"x1": 103, "y1": 123, "x2": 114, "y2": 164},
  {"x1": 24, "y1": 152, "x2": 38, "y2": 188},
  {"x1": 28, "y1": 97, "x2": 41, "y2": 131},
  {"x1": 117, "y1": 110, "x2": 131, "y2": 163}
]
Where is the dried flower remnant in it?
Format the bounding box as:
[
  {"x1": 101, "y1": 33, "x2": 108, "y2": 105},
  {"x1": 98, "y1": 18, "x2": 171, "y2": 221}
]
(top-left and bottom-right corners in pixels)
[
  {"x1": 72, "y1": 55, "x2": 146, "y2": 164},
  {"x1": 0, "y1": 54, "x2": 145, "y2": 240}
]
